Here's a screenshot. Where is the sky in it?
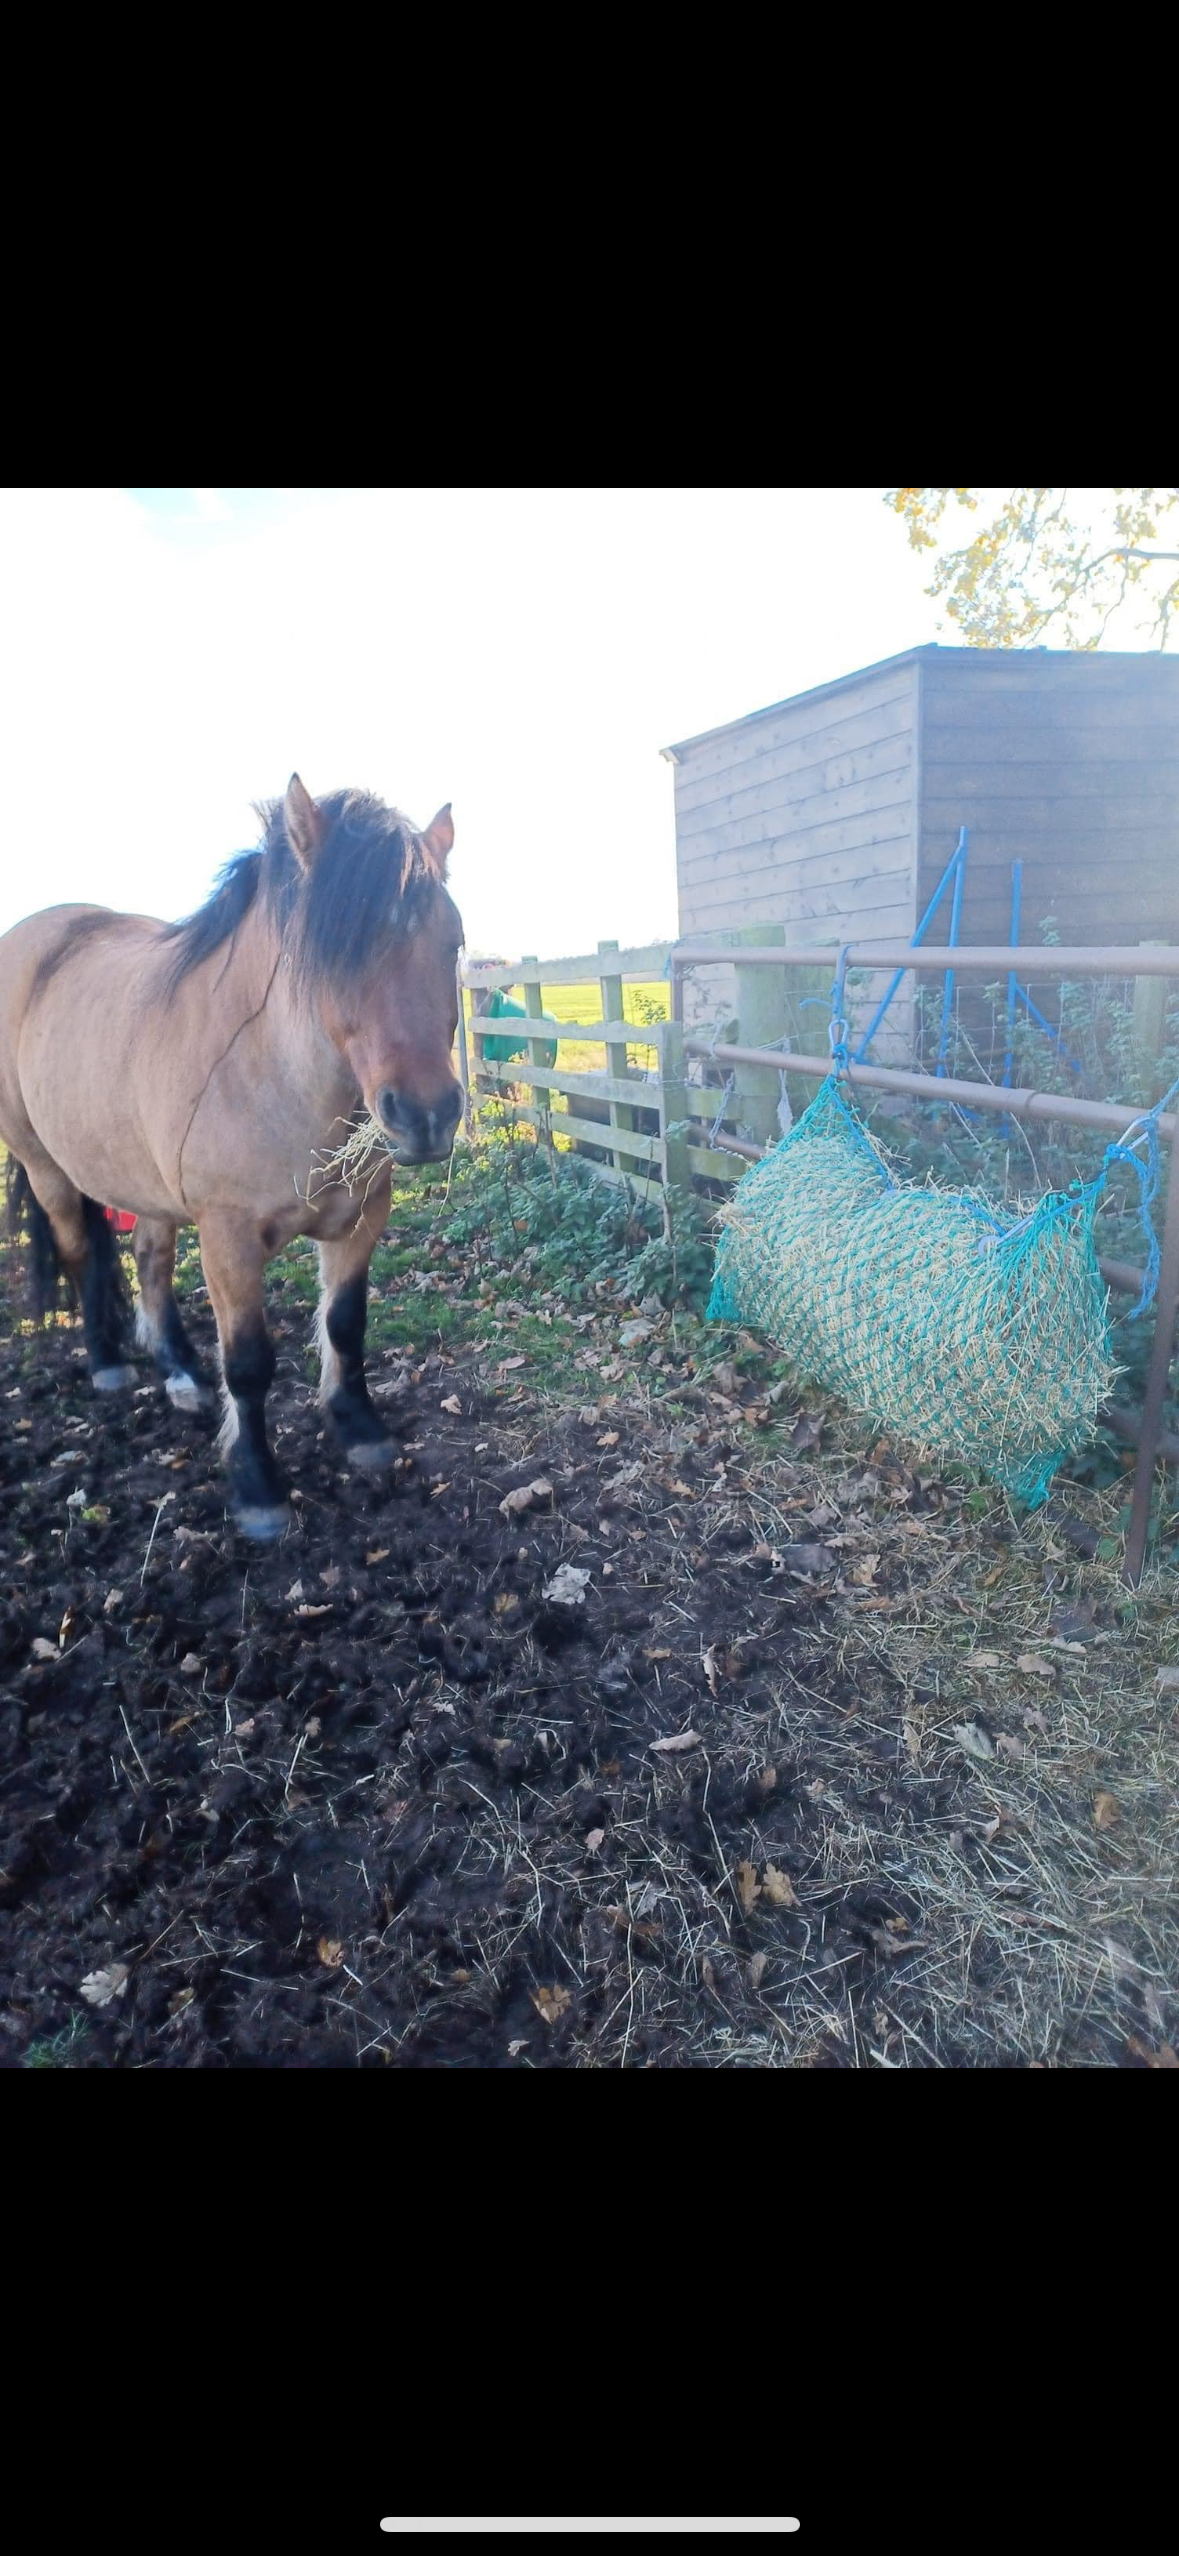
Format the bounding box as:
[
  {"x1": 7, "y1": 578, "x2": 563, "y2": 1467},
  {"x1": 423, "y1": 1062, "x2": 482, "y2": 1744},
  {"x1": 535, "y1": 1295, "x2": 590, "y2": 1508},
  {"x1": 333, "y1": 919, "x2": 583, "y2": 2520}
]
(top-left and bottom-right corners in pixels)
[{"x1": 0, "y1": 487, "x2": 1163, "y2": 963}]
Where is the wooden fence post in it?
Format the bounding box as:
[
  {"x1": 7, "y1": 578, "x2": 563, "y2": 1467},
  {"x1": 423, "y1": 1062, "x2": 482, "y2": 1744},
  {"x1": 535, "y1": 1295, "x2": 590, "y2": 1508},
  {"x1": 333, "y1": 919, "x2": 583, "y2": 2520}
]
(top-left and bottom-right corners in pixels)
[
  {"x1": 470, "y1": 985, "x2": 494, "y2": 1099},
  {"x1": 1132, "y1": 943, "x2": 1170, "y2": 1104},
  {"x1": 520, "y1": 956, "x2": 550, "y2": 1159},
  {"x1": 780, "y1": 958, "x2": 836, "y2": 1121},
  {"x1": 1125, "y1": 1130, "x2": 1179, "y2": 1585},
  {"x1": 733, "y1": 924, "x2": 786, "y2": 1149},
  {"x1": 599, "y1": 938, "x2": 643, "y2": 1181},
  {"x1": 455, "y1": 958, "x2": 472, "y2": 1128},
  {"x1": 660, "y1": 1019, "x2": 690, "y2": 1220}
]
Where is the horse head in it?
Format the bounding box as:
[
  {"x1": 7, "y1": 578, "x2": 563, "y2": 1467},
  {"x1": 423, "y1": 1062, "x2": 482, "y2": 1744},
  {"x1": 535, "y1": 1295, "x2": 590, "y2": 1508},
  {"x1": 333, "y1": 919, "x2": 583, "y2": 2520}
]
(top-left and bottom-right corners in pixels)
[{"x1": 284, "y1": 775, "x2": 464, "y2": 1166}]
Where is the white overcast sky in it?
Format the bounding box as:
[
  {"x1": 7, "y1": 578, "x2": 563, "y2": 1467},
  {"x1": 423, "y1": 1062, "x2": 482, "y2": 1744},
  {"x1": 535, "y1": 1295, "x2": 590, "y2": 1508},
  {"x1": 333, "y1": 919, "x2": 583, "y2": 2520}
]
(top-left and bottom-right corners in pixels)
[{"x1": 0, "y1": 487, "x2": 1162, "y2": 962}]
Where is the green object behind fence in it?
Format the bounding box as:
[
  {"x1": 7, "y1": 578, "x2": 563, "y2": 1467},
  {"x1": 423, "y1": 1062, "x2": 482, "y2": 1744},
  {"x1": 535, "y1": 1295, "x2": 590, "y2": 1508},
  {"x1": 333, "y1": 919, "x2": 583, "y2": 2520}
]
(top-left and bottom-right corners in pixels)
[
  {"x1": 481, "y1": 990, "x2": 558, "y2": 1068},
  {"x1": 707, "y1": 1076, "x2": 1116, "y2": 1506}
]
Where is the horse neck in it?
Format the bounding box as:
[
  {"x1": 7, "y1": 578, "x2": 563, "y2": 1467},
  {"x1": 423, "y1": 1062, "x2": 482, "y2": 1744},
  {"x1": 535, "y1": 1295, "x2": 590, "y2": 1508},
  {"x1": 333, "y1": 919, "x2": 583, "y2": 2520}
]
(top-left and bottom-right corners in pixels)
[{"x1": 208, "y1": 900, "x2": 359, "y2": 1126}]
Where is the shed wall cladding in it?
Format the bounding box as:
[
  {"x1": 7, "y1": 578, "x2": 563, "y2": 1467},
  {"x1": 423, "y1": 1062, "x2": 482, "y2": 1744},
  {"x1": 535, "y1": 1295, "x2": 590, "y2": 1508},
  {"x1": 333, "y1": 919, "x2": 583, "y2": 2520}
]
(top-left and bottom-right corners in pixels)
[
  {"x1": 672, "y1": 656, "x2": 920, "y2": 1060},
  {"x1": 917, "y1": 650, "x2": 1179, "y2": 950}
]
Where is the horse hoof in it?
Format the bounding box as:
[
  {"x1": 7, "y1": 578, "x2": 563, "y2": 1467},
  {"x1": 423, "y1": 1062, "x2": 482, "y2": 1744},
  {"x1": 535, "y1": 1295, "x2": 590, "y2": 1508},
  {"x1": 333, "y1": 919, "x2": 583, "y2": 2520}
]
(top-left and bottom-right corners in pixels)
[
  {"x1": 233, "y1": 1502, "x2": 292, "y2": 1543},
  {"x1": 165, "y1": 1371, "x2": 212, "y2": 1411},
  {"x1": 92, "y1": 1364, "x2": 137, "y2": 1393},
  {"x1": 346, "y1": 1437, "x2": 396, "y2": 1471}
]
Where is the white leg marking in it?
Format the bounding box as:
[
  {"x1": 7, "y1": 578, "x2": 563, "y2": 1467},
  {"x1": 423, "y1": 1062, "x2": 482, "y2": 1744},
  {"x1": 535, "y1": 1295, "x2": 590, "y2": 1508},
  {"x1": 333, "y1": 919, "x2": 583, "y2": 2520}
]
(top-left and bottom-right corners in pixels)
[
  {"x1": 92, "y1": 1364, "x2": 137, "y2": 1393},
  {"x1": 166, "y1": 1371, "x2": 207, "y2": 1410},
  {"x1": 233, "y1": 1502, "x2": 291, "y2": 1543},
  {"x1": 313, "y1": 1287, "x2": 341, "y2": 1406},
  {"x1": 346, "y1": 1436, "x2": 396, "y2": 1471}
]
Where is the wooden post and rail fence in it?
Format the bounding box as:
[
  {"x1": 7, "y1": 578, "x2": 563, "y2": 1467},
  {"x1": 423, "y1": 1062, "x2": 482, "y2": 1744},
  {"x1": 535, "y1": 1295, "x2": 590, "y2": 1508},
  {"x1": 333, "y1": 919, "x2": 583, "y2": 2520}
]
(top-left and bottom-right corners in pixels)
[{"x1": 460, "y1": 932, "x2": 1179, "y2": 1583}]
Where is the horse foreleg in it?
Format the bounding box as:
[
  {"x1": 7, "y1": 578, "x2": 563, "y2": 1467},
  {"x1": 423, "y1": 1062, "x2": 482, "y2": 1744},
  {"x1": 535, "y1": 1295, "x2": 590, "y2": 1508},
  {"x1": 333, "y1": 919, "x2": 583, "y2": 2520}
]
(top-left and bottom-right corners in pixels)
[
  {"x1": 198, "y1": 1212, "x2": 288, "y2": 1540},
  {"x1": 314, "y1": 1178, "x2": 393, "y2": 1469},
  {"x1": 132, "y1": 1217, "x2": 212, "y2": 1410}
]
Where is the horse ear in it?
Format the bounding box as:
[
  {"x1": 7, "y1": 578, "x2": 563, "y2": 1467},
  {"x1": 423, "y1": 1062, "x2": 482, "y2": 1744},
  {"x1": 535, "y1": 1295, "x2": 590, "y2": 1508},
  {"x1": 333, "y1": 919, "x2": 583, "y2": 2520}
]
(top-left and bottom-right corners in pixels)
[
  {"x1": 285, "y1": 774, "x2": 328, "y2": 874},
  {"x1": 421, "y1": 804, "x2": 454, "y2": 878}
]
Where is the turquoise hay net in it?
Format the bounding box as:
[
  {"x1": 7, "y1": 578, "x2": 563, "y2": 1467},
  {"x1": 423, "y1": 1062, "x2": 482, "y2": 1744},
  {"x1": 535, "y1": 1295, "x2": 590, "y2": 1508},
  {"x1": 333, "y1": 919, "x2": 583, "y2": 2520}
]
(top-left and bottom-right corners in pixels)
[{"x1": 707, "y1": 1076, "x2": 1118, "y2": 1506}]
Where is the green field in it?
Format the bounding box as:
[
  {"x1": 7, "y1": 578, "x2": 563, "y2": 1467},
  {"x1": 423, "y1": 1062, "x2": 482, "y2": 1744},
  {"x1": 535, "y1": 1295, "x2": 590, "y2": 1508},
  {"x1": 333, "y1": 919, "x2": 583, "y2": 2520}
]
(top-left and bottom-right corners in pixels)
[{"x1": 465, "y1": 977, "x2": 669, "y2": 1075}]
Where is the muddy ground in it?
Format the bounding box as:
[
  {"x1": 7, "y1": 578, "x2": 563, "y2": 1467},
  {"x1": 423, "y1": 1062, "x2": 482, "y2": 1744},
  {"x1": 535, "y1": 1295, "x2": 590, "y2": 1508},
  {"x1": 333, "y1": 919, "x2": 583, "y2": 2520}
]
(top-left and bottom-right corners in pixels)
[{"x1": 2, "y1": 1249, "x2": 1176, "y2": 2069}]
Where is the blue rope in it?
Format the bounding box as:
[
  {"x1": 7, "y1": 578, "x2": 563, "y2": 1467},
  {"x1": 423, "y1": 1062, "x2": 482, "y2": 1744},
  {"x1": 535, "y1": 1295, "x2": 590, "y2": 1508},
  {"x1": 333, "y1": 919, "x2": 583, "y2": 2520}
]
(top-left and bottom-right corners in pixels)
[
  {"x1": 1104, "y1": 1133, "x2": 1161, "y2": 1317},
  {"x1": 829, "y1": 944, "x2": 852, "y2": 1076},
  {"x1": 1098, "y1": 1067, "x2": 1179, "y2": 1318}
]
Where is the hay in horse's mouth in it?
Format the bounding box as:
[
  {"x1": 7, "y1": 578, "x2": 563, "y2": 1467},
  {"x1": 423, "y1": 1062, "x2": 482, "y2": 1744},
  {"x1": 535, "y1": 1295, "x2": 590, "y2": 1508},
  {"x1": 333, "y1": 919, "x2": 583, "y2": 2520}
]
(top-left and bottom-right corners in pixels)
[
  {"x1": 308, "y1": 1112, "x2": 389, "y2": 1198},
  {"x1": 309, "y1": 1112, "x2": 454, "y2": 1195}
]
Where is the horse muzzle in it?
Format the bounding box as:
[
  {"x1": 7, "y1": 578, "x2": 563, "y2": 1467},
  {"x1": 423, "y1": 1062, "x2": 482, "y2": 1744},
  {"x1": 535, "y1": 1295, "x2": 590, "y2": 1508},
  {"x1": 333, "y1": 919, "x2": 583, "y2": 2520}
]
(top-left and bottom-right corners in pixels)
[{"x1": 376, "y1": 1083, "x2": 463, "y2": 1166}]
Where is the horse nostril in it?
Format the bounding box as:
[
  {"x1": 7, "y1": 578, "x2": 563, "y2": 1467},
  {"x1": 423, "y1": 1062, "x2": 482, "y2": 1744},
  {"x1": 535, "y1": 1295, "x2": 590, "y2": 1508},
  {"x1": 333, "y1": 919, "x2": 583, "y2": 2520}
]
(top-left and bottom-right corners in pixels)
[{"x1": 377, "y1": 1088, "x2": 402, "y2": 1134}]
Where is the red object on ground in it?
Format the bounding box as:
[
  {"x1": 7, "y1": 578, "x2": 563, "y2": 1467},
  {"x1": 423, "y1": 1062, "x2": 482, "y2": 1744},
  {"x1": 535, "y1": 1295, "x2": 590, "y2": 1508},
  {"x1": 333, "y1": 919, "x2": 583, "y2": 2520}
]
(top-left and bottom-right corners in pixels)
[{"x1": 105, "y1": 1209, "x2": 137, "y2": 1233}]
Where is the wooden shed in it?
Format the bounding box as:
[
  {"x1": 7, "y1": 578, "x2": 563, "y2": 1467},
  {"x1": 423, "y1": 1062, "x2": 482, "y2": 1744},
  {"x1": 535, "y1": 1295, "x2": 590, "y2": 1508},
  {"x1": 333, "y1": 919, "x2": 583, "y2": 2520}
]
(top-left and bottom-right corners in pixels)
[{"x1": 664, "y1": 644, "x2": 1179, "y2": 1059}]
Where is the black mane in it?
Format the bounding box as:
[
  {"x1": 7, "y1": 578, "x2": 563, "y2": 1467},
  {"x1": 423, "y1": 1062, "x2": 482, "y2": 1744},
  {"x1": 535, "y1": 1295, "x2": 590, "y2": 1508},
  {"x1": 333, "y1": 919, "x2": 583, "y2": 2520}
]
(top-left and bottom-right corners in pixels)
[{"x1": 164, "y1": 789, "x2": 440, "y2": 994}]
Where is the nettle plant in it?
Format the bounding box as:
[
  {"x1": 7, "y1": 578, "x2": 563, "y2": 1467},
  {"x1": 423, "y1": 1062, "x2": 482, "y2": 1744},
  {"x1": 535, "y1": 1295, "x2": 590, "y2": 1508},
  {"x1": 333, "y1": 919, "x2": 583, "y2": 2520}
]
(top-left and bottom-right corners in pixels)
[{"x1": 447, "y1": 1106, "x2": 715, "y2": 1312}]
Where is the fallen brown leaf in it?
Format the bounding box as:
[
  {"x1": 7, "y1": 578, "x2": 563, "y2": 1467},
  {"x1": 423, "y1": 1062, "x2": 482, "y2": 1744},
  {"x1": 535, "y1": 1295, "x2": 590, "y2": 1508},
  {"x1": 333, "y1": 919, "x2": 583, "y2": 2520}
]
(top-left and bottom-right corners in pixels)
[
  {"x1": 317, "y1": 1938, "x2": 345, "y2": 1968},
  {"x1": 859, "y1": 1923, "x2": 922, "y2": 1959},
  {"x1": 650, "y1": 1730, "x2": 700, "y2": 1754},
  {"x1": 761, "y1": 1863, "x2": 798, "y2": 1908},
  {"x1": 531, "y1": 1985, "x2": 572, "y2": 2025},
  {"x1": 498, "y1": 1477, "x2": 553, "y2": 1519},
  {"x1": 1093, "y1": 1792, "x2": 1121, "y2": 1830},
  {"x1": 735, "y1": 1858, "x2": 761, "y2": 1915}
]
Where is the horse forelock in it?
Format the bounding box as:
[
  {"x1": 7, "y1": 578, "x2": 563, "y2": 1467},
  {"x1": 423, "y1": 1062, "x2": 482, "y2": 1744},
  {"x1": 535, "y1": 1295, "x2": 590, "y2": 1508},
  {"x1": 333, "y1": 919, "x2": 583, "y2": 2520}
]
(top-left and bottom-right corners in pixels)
[{"x1": 166, "y1": 786, "x2": 451, "y2": 996}]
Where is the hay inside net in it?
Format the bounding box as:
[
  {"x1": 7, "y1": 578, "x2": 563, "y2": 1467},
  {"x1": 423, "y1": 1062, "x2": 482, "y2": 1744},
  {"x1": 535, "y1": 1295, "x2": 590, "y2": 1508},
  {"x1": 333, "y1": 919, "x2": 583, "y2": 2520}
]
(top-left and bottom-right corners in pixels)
[{"x1": 707, "y1": 1077, "x2": 1116, "y2": 1506}]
